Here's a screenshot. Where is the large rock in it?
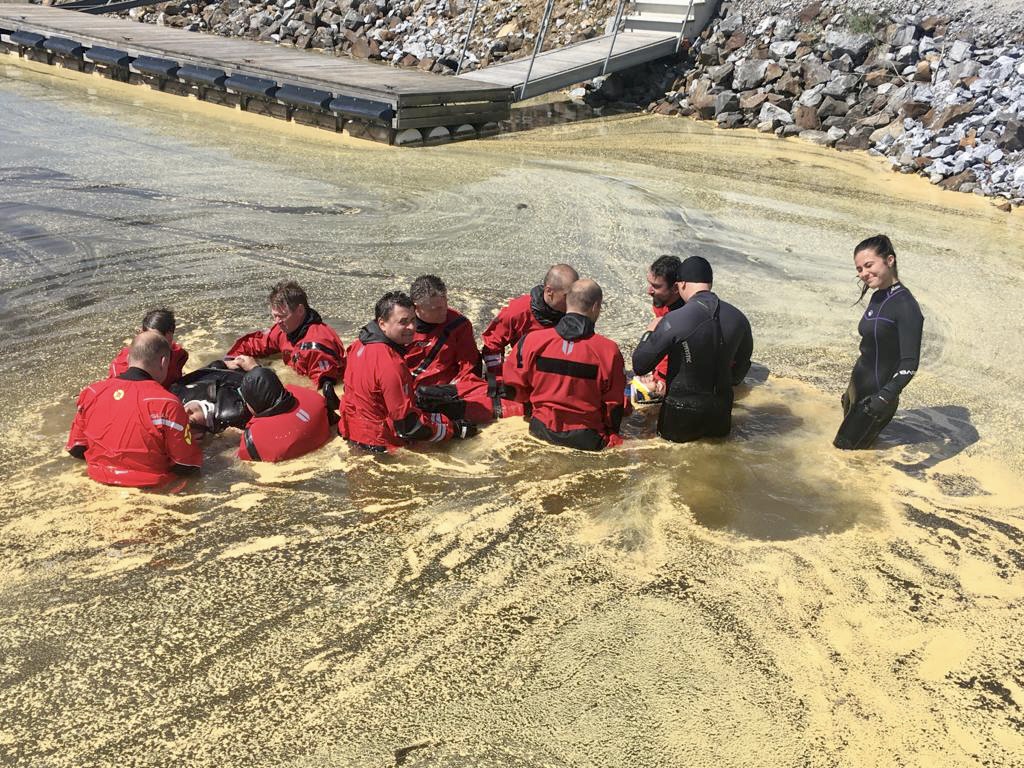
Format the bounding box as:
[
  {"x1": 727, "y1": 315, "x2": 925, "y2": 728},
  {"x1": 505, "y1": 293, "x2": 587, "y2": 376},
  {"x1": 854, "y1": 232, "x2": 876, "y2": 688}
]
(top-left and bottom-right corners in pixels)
[
  {"x1": 947, "y1": 40, "x2": 972, "y2": 63},
  {"x1": 733, "y1": 59, "x2": 770, "y2": 90},
  {"x1": 708, "y1": 62, "x2": 734, "y2": 87},
  {"x1": 823, "y1": 73, "x2": 860, "y2": 98},
  {"x1": 798, "y1": 84, "x2": 826, "y2": 108},
  {"x1": 715, "y1": 90, "x2": 739, "y2": 117},
  {"x1": 801, "y1": 59, "x2": 831, "y2": 87},
  {"x1": 740, "y1": 92, "x2": 767, "y2": 111},
  {"x1": 817, "y1": 96, "x2": 849, "y2": 118},
  {"x1": 890, "y1": 25, "x2": 918, "y2": 47},
  {"x1": 800, "y1": 129, "x2": 833, "y2": 145},
  {"x1": 758, "y1": 102, "x2": 793, "y2": 127},
  {"x1": 793, "y1": 104, "x2": 820, "y2": 129},
  {"x1": 776, "y1": 71, "x2": 802, "y2": 96},
  {"x1": 825, "y1": 30, "x2": 875, "y2": 63},
  {"x1": 948, "y1": 60, "x2": 981, "y2": 83},
  {"x1": 997, "y1": 119, "x2": 1024, "y2": 152},
  {"x1": 925, "y1": 100, "x2": 976, "y2": 130},
  {"x1": 769, "y1": 41, "x2": 800, "y2": 58}
]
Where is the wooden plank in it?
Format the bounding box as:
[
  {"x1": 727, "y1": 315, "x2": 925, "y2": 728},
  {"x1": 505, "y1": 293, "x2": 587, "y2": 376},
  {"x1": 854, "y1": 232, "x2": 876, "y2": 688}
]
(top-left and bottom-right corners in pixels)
[
  {"x1": 395, "y1": 107, "x2": 509, "y2": 129},
  {"x1": 397, "y1": 101, "x2": 507, "y2": 120}
]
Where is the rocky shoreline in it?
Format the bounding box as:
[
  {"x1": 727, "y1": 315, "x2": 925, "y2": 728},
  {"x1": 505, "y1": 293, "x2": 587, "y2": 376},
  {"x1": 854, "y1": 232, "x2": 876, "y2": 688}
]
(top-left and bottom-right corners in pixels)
[
  {"x1": 641, "y1": 1, "x2": 1024, "y2": 209},
  {"x1": 61, "y1": 0, "x2": 1024, "y2": 206}
]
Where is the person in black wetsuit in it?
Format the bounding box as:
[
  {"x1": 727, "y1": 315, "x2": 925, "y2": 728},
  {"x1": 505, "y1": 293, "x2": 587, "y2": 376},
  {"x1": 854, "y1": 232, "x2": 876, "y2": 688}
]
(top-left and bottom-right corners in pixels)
[
  {"x1": 834, "y1": 234, "x2": 924, "y2": 450},
  {"x1": 632, "y1": 256, "x2": 753, "y2": 443}
]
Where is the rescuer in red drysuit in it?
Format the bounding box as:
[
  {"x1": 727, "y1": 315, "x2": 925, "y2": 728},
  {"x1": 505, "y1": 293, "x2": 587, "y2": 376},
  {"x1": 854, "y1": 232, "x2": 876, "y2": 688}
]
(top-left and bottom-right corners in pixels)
[
  {"x1": 108, "y1": 308, "x2": 189, "y2": 388},
  {"x1": 403, "y1": 274, "x2": 524, "y2": 423},
  {"x1": 67, "y1": 331, "x2": 203, "y2": 487},
  {"x1": 225, "y1": 280, "x2": 345, "y2": 414},
  {"x1": 479, "y1": 263, "x2": 579, "y2": 381},
  {"x1": 235, "y1": 367, "x2": 332, "y2": 462},
  {"x1": 503, "y1": 279, "x2": 626, "y2": 451},
  {"x1": 339, "y1": 291, "x2": 479, "y2": 452},
  {"x1": 632, "y1": 255, "x2": 683, "y2": 401}
]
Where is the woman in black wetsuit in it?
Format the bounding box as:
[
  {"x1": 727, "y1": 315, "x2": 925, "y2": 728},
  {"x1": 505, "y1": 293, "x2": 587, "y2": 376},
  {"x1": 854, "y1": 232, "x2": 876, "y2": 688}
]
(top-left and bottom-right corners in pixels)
[{"x1": 833, "y1": 235, "x2": 925, "y2": 450}]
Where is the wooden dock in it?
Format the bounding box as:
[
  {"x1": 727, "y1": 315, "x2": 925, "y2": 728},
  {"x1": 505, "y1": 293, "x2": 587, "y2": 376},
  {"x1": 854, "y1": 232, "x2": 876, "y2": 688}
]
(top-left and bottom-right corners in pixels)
[{"x1": 0, "y1": 5, "x2": 513, "y2": 144}]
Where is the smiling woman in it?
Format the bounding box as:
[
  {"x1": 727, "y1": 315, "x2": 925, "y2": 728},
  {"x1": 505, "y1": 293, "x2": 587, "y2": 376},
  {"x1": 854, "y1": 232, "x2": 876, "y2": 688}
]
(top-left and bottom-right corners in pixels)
[{"x1": 834, "y1": 234, "x2": 925, "y2": 450}]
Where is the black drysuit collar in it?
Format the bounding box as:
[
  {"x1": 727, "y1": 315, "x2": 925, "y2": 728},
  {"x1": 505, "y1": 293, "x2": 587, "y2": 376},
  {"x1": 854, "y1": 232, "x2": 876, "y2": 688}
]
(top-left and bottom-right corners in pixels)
[
  {"x1": 358, "y1": 321, "x2": 407, "y2": 354},
  {"x1": 530, "y1": 284, "x2": 565, "y2": 327},
  {"x1": 555, "y1": 313, "x2": 596, "y2": 341},
  {"x1": 286, "y1": 306, "x2": 325, "y2": 345}
]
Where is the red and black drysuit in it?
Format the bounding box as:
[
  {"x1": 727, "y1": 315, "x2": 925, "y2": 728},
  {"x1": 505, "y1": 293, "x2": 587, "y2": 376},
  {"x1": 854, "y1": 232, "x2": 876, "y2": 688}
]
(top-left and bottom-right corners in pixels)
[
  {"x1": 339, "y1": 322, "x2": 458, "y2": 452},
  {"x1": 227, "y1": 307, "x2": 345, "y2": 409},
  {"x1": 66, "y1": 368, "x2": 203, "y2": 487},
  {"x1": 109, "y1": 342, "x2": 189, "y2": 388},
  {"x1": 406, "y1": 308, "x2": 524, "y2": 423},
  {"x1": 480, "y1": 285, "x2": 565, "y2": 377},
  {"x1": 238, "y1": 384, "x2": 332, "y2": 463},
  {"x1": 503, "y1": 313, "x2": 626, "y2": 451}
]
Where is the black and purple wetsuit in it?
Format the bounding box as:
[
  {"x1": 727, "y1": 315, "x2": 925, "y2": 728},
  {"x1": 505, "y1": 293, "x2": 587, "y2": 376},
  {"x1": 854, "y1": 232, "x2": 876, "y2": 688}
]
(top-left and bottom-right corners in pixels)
[{"x1": 835, "y1": 282, "x2": 924, "y2": 448}]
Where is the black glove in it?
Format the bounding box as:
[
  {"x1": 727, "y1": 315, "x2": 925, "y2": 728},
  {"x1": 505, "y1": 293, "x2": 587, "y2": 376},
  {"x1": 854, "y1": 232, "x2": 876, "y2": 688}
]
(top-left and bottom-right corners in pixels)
[
  {"x1": 320, "y1": 379, "x2": 340, "y2": 412},
  {"x1": 452, "y1": 420, "x2": 479, "y2": 439},
  {"x1": 864, "y1": 393, "x2": 890, "y2": 418}
]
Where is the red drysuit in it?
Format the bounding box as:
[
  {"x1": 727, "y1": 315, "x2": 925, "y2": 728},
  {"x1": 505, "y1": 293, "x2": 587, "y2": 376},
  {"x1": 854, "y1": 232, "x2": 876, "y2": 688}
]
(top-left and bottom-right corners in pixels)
[{"x1": 238, "y1": 385, "x2": 332, "y2": 462}]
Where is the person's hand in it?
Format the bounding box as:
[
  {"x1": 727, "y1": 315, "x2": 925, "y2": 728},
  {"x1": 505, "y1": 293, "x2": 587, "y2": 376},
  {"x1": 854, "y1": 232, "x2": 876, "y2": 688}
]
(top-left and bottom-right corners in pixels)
[
  {"x1": 864, "y1": 393, "x2": 890, "y2": 417},
  {"x1": 452, "y1": 420, "x2": 479, "y2": 439},
  {"x1": 225, "y1": 354, "x2": 258, "y2": 371},
  {"x1": 646, "y1": 316, "x2": 662, "y2": 333},
  {"x1": 320, "y1": 380, "x2": 340, "y2": 412}
]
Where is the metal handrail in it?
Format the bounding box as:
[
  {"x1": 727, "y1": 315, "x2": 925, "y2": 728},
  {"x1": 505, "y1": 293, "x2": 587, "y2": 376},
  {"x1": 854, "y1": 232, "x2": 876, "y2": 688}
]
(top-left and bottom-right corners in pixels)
[
  {"x1": 601, "y1": 0, "x2": 627, "y2": 76},
  {"x1": 675, "y1": 0, "x2": 696, "y2": 53},
  {"x1": 455, "y1": 0, "x2": 484, "y2": 75},
  {"x1": 520, "y1": 0, "x2": 555, "y2": 100}
]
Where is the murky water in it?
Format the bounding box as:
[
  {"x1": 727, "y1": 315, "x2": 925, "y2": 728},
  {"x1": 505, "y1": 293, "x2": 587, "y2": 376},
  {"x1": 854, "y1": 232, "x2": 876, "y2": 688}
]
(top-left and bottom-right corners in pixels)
[{"x1": 2, "y1": 57, "x2": 1024, "y2": 767}]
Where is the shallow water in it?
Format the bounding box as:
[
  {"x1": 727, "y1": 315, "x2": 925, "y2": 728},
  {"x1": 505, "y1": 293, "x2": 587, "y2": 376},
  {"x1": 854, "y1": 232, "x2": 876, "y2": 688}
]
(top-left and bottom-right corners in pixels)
[{"x1": 2, "y1": 57, "x2": 1024, "y2": 767}]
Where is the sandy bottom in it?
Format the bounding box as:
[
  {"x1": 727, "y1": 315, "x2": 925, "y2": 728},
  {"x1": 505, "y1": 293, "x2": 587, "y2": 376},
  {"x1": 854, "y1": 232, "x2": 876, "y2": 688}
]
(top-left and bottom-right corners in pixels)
[{"x1": 1, "y1": 58, "x2": 1023, "y2": 767}]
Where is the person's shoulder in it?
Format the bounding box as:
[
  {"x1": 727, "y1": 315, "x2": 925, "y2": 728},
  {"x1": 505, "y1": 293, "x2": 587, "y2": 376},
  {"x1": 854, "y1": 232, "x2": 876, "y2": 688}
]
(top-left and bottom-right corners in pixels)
[
  {"x1": 719, "y1": 297, "x2": 751, "y2": 323},
  {"x1": 504, "y1": 292, "x2": 532, "y2": 314},
  {"x1": 446, "y1": 307, "x2": 471, "y2": 326},
  {"x1": 594, "y1": 332, "x2": 624, "y2": 355}
]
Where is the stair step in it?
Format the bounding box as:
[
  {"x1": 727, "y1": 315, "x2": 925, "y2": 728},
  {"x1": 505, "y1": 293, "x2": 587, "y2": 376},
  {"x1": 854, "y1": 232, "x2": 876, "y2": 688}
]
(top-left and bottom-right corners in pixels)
[
  {"x1": 623, "y1": 13, "x2": 695, "y2": 33},
  {"x1": 632, "y1": 1, "x2": 703, "y2": 16}
]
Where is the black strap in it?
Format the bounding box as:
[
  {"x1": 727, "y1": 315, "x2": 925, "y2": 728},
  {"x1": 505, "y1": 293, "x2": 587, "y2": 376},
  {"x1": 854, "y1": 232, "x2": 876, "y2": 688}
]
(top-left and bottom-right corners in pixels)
[
  {"x1": 410, "y1": 315, "x2": 468, "y2": 378},
  {"x1": 536, "y1": 356, "x2": 599, "y2": 380},
  {"x1": 297, "y1": 341, "x2": 341, "y2": 359},
  {"x1": 243, "y1": 428, "x2": 262, "y2": 461},
  {"x1": 514, "y1": 335, "x2": 529, "y2": 369}
]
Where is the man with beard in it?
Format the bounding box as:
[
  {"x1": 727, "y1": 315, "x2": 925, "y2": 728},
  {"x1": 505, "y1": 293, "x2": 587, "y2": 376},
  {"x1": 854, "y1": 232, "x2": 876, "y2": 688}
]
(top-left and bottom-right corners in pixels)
[
  {"x1": 631, "y1": 255, "x2": 683, "y2": 403},
  {"x1": 225, "y1": 281, "x2": 345, "y2": 413}
]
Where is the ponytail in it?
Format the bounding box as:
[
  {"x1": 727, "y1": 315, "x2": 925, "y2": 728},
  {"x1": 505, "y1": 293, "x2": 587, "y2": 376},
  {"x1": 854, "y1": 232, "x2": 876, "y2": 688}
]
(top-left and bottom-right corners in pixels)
[{"x1": 854, "y1": 234, "x2": 898, "y2": 301}]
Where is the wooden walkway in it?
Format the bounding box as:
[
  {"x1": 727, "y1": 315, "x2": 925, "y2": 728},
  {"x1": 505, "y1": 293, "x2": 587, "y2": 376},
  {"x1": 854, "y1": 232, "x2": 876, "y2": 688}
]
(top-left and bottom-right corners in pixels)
[
  {"x1": 0, "y1": 5, "x2": 512, "y2": 136},
  {"x1": 459, "y1": 31, "x2": 678, "y2": 100}
]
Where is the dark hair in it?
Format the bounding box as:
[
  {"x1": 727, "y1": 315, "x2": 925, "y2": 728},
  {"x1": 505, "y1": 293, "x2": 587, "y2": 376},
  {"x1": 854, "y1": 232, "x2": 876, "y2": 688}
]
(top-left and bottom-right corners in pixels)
[
  {"x1": 854, "y1": 234, "x2": 898, "y2": 301},
  {"x1": 649, "y1": 255, "x2": 681, "y2": 285},
  {"x1": 268, "y1": 280, "x2": 309, "y2": 310},
  {"x1": 375, "y1": 291, "x2": 414, "y2": 322},
  {"x1": 409, "y1": 275, "x2": 447, "y2": 303},
  {"x1": 142, "y1": 308, "x2": 176, "y2": 335}
]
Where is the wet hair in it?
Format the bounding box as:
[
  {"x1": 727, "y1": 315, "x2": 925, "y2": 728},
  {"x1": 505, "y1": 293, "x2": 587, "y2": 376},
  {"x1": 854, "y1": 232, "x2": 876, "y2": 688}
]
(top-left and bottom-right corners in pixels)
[
  {"x1": 375, "y1": 291, "x2": 415, "y2": 322},
  {"x1": 649, "y1": 255, "x2": 681, "y2": 285},
  {"x1": 855, "y1": 234, "x2": 899, "y2": 301},
  {"x1": 567, "y1": 279, "x2": 603, "y2": 314},
  {"x1": 543, "y1": 264, "x2": 579, "y2": 292},
  {"x1": 268, "y1": 280, "x2": 309, "y2": 311},
  {"x1": 128, "y1": 330, "x2": 170, "y2": 369},
  {"x1": 142, "y1": 309, "x2": 176, "y2": 335},
  {"x1": 409, "y1": 275, "x2": 447, "y2": 303}
]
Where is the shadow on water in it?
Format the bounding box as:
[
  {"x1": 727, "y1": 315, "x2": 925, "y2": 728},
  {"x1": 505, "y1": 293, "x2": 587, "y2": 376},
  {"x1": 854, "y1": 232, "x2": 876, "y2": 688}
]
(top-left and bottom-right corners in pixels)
[{"x1": 881, "y1": 405, "x2": 980, "y2": 477}]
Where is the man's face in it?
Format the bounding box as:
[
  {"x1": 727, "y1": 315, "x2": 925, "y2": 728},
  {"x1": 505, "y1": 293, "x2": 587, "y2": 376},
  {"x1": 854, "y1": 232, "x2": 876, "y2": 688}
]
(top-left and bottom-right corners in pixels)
[
  {"x1": 379, "y1": 304, "x2": 417, "y2": 346},
  {"x1": 270, "y1": 302, "x2": 306, "y2": 335},
  {"x1": 414, "y1": 293, "x2": 448, "y2": 326},
  {"x1": 647, "y1": 271, "x2": 676, "y2": 308}
]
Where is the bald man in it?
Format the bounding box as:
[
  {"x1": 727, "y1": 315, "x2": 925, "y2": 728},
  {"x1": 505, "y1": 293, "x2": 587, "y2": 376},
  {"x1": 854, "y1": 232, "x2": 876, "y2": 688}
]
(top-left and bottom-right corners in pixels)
[
  {"x1": 480, "y1": 263, "x2": 579, "y2": 379},
  {"x1": 67, "y1": 331, "x2": 203, "y2": 487},
  {"x1": 502, "y1": 279, "x2": 626, "y2": 451}
]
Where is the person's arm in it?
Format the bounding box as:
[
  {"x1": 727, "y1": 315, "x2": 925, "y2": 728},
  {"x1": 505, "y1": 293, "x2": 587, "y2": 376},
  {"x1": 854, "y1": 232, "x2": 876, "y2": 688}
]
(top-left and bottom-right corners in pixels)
[
  {"x1": 604, "y1": 347, "x2": 627, "y2": 435},
  {"x1": 66, "y1": 386, "x2": 91, "y2": 459},
  {"x1": 500, "y1": 336, "x2": 533, "y2": 403},
  {"x1": 227, "y1": 328, "x2": 278, "y2": 358},
  {"x1": 480, "y1": 307, "x2": 513, "y2": 374},
  {"x1": 879, "y1": 301, "x2": 924, "y2": 402},
  {"x1": 731, "y1": 321, "x2": 753, "y2": 386},
  {"x1": 379, "y1": 361, "x2": 447, "y2": 442},
  {"x1": 160, "y1": 401, "x2": 204, "y2": 473},
  {"x1": 451, "y1": 320, "x2": 483, "y2": 382},
  {"x1": 292, "y1": 338, "x2": 344, "y2": 389},
  {"x1": 632, "y1": 316, "x2": 680, "y2": 376}
]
